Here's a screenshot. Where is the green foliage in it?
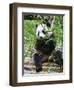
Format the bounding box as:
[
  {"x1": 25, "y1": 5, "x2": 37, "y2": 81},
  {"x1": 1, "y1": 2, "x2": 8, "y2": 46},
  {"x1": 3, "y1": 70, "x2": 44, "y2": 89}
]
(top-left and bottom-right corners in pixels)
[
  {"x1": 24, "y1": 16, "x2": 63, "y2": 58},
  {"x1": 24, "y1": 20, "x2": 38, "y2": 57},
  {"x1": 54, "y1": 16, "x2": 63, "y2": 47}
]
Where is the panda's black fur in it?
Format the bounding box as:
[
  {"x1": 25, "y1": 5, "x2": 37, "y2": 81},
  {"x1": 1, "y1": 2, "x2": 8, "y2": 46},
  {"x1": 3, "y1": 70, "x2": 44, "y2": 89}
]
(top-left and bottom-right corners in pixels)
[
  {"x1": 33, "y1": 38, "x2": 56, "y2": 72},
  {"x1": 33, "y1": 53, "x2": 43, "y2": 72},
  {"x1": 35, "y1": 39, "x2": 56, "y2": 55},
  {"x1": 52, "y1": 48, "x2": 63, "y2": 67}
]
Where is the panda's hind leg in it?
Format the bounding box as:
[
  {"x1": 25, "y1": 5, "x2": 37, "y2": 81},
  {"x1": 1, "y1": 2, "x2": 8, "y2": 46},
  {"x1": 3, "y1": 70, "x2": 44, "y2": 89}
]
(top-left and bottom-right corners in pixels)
[{"x1": 33, "y1": 53, "x2": 43, "y2": 72}]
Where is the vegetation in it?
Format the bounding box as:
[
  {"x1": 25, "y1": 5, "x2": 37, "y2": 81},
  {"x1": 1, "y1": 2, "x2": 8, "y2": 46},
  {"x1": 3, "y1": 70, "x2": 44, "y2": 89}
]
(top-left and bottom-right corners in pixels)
[{"x1": 24, "y1": 16, "x2": 63, "y2": 58}]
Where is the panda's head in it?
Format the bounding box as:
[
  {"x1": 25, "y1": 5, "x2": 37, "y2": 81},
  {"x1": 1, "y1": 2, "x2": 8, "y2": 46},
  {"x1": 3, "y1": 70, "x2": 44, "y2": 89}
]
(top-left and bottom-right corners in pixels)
[
  {"x1": 36, "y1": 25, "x2": 54, "y2": 40},
  {"x1": 36, "y1": 16, "x2": 55, "y2": 39},
  {"x1": 36, "y1": 24, "x2": 47, "y2": 39}
]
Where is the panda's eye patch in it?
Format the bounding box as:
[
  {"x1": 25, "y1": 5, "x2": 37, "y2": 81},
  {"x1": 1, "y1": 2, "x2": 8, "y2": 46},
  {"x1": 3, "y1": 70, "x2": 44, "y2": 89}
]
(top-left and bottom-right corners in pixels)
[
  {"x1": 42, "y1": 30, "x2": 46, "y2": 34},
  {"x1": 38, "y1": 32, "x2": 40, "y2": 36}
]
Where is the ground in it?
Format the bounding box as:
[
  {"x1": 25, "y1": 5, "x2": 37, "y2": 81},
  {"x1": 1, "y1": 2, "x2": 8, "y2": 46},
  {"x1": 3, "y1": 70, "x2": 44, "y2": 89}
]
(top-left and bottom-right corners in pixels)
[{"x1": 24, "y1": 59, "x2": 63, "y2": 74}]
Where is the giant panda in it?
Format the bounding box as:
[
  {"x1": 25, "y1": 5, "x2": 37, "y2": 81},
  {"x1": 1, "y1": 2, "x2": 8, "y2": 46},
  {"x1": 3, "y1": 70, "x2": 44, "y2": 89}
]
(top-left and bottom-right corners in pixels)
[{"x1": 33, "y1": 16, "x2": 56, "y2": 72}]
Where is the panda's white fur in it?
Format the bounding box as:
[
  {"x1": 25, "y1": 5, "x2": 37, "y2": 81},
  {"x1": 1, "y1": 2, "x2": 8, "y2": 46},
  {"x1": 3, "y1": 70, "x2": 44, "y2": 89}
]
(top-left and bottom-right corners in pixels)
[{"x1": 36, "y1": 23, "x2": 53, "y2": 39}]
